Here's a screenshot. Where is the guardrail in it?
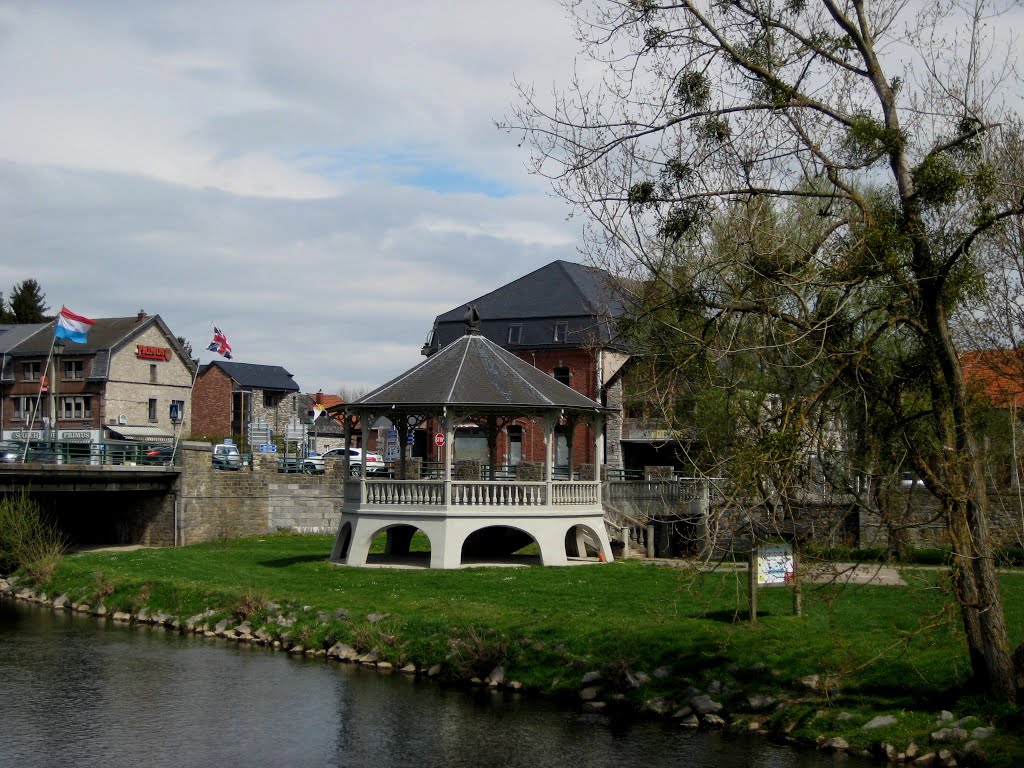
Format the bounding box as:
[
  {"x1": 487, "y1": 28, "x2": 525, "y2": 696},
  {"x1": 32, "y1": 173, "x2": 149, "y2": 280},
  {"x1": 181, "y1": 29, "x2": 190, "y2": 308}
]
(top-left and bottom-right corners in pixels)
[{"x1": 0, "y1": 439, "x2": 179, "y2": 468}]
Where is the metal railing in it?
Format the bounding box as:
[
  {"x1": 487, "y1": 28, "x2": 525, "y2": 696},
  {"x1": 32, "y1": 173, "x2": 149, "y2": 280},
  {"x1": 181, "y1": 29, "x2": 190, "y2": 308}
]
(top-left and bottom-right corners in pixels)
[{"x1": 0, "y1": 439, "x2": 179, "y2": 468}]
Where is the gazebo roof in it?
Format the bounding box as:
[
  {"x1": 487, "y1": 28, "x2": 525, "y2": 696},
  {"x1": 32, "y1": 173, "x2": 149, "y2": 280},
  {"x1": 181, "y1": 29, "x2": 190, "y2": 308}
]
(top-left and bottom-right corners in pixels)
[{"x1": 350, "y1": 329, "x2": 605, "y2": 413}]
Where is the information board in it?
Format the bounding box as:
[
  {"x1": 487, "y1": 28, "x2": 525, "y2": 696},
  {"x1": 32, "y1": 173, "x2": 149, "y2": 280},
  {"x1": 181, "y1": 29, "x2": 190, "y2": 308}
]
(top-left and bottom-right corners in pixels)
[{"x1": 756, "y1": 543, "x2": 795, "y2": 585}]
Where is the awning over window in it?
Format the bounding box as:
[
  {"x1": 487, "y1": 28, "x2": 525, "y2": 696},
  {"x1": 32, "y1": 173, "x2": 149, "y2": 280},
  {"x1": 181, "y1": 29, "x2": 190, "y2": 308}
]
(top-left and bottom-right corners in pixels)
[{"x1": 107, "y1": 425, "x2": 173, "y2": 441}]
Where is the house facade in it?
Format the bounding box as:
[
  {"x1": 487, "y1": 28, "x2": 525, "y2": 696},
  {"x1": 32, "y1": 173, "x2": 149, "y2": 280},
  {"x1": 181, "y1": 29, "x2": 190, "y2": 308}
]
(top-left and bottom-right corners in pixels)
[
  {"x1": 0, "y1": 311, "x2": 194, "y2": 444},
  {"x1": 191, "y1": 360, "x2": 301, "y2": 444},
  {"x1": 422, "y1": 260, "x2": 632, "y2": 469}
]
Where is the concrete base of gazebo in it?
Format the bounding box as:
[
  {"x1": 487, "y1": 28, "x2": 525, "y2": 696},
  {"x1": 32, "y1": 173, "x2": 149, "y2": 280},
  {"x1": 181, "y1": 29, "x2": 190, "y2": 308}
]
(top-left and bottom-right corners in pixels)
[{"x1": 329, "y1": 487, "x2": 614, "y2": 568}]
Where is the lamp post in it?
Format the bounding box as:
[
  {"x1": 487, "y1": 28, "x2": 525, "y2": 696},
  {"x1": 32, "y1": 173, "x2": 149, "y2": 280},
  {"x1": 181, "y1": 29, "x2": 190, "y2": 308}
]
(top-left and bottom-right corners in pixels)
[{"x1": 52, "y1": 338, "x2": 65, "y2": 445}]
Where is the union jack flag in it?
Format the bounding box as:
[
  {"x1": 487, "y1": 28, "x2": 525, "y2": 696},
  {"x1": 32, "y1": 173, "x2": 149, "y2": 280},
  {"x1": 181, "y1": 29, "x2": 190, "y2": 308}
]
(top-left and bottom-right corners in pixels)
[{"x1": 206, "y1": 324, "x2": 233, "y2": 359}]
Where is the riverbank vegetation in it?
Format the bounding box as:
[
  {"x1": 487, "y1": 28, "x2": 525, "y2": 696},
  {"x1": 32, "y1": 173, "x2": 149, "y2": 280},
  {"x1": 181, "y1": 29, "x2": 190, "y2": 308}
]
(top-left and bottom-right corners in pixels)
[
  {"x1": 8, "y1": 533, "x2": 1023, "y2": 765},
  {"x1": 0, "y1": 492, "x2": 65, "y2": 582}
]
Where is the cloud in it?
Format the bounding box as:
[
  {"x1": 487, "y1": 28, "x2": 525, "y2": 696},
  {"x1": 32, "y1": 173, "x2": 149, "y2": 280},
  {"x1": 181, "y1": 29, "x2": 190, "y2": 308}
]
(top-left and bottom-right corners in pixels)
[{"x1": 0, "y1": 1, "x2": 587, "y2": 393}]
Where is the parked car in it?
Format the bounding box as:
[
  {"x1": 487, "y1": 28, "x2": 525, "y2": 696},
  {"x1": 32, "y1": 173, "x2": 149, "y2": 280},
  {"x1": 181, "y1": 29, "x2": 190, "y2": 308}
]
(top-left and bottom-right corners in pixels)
[
  {"x1": 303, "y1": 452, "x2": 325, "y2": 473},
  {"x1": 0, "y1": 441, "x2": 21, "y2": 463},
  {"x1": 899, "y1": 472, "x2": 926, "y2": 489},
  {"x1": 143, "y1": 445, "x2": 176, "y2": 466},
  {"x1": 322, "y1": 447, "x2": 389, "y2": 476},
  {"x1": 212, "y1": 443, "x2": 242, "y2": 470}
]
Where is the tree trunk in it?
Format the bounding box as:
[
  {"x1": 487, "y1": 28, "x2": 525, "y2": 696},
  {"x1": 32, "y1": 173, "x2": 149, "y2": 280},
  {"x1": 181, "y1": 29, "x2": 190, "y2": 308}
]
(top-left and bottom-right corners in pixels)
[{"x1": 947, "y1": 496, "x2": 1018, "y2": 701}]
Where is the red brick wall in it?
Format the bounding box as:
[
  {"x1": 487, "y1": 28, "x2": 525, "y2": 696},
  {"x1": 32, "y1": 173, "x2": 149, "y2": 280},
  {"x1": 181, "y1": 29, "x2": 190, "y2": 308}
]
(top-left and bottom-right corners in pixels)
[
  {"x1": 190, "y1": 366, "x2": 233, "y2": 437},
  {"x1": 514, "y1": 348, "x2": 598, "y2": 466},
  {"x1": 417, "y1": 348, "x2": 601, "y2": 466}
]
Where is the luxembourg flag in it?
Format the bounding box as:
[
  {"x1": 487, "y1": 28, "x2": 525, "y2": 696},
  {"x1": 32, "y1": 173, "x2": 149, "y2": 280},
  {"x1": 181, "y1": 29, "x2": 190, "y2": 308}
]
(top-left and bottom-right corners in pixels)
[{"x1": 54, "y1": 306, "x2": 95, "y2": 344}]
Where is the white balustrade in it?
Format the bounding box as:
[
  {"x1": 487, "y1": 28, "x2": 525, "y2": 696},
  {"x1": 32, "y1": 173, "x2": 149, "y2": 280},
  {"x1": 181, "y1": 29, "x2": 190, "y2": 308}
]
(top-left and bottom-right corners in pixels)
[
  {"x1": 358, "y1": 479, "x2": 599, "y2": 508},
  {"x1": 550, "y1": 482, "x2": 599, "y2": 505},
  {"x1": 364, "y1": 480, "x2": 444, "y2": 505}
]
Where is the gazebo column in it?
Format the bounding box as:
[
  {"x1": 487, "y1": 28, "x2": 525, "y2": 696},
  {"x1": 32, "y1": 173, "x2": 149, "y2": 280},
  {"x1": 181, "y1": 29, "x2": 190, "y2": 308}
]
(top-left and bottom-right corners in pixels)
[
  {"x1": 543, "y1": 413, "x2": 555, "y2": 503},
  {"x1": 443, "y1": 410, "x2": 453, "y2": 504},
  {"x1": 594, "y1": 412, "x2": 604, "y2": 505}
]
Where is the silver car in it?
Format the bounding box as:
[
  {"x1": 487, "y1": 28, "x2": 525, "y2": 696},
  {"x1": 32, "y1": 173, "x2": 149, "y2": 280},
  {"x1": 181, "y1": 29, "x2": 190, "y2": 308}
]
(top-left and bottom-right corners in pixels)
[{"x1": 212, "y1": 443, "x2": 242, "y2": 470}]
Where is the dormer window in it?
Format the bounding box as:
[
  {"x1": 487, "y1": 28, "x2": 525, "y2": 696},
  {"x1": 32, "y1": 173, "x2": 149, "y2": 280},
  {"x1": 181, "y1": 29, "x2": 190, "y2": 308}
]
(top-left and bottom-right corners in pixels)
[
  {"x1": 553, "y1": 321, "x2": 568, "y2": 342},
  {"x1": 508, "y1": 324, "x2": 522, "y2": 344}
]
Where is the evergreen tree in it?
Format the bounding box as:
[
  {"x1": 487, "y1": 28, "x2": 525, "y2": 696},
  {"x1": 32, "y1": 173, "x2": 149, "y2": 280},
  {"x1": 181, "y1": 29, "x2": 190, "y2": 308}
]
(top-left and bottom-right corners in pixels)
[
  {"x1": 8, "y1": 280, "x2": 50, "y2": 323},
  {"x1": 0, "y1": 292, "x2": 13, "y2": 323}
]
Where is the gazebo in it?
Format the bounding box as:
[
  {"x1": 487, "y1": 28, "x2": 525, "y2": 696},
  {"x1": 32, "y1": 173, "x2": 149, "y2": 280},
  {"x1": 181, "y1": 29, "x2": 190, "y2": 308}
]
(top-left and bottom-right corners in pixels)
[{"x1": 329, "y1": 308, "x2": 614, "y2": 568}]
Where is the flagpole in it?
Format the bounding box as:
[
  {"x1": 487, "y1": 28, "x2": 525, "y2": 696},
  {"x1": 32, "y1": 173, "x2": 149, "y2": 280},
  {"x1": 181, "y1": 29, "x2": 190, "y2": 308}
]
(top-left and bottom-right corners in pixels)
[
  {"x1": 23, "y1": 329, "x2": 57, "y2": 461},
  {"x1": 171, "y1": 339, "x2": 204, "y2": 460}
]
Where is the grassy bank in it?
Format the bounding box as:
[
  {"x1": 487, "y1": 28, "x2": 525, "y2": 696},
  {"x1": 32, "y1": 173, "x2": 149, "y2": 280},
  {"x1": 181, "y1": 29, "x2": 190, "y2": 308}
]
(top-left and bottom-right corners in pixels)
[{"x1": 10, "y1": 533, "x2": 1024, "y2": 766}]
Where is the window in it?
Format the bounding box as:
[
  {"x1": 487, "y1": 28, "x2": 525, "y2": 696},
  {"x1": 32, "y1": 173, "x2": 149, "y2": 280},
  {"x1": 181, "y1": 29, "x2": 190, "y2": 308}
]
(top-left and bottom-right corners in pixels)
[
  {"x1": 23, "y1": 361, "x2": 42, "y2": 382},
  {"x1": 148, "y1": 398, "x2": 157, "y2": 422},
  {"x1": 13, "y1": 396, "x2": 35, "y2": 419},
  {"x1": 63, "y1": 360, "x2": 85, "y2": 381},
  {"x1": 553, "y1": 367, "x2": 571, "y2": 386},
  {"x1": 264, "y1": 391, "x2": 282, "y2": 408},
  {"x1": 507, "y1": 324, "x2": 522, "y2": 344},
  {"x1": 150, "y1": 364, "x2": 158, "y2": 383},
  {"x1": 553, "y1": 321, "x2": 568, "y2": 342},
  {"x1": 60, "y1": 396, "x2": 92, "y2": 420}
]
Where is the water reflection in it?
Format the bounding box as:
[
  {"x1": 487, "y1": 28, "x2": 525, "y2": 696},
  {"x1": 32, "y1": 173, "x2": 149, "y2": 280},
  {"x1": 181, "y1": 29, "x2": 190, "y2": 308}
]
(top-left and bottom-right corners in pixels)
[{"x1": 0, "y1": 598, "x2": 863, "y2": 768}]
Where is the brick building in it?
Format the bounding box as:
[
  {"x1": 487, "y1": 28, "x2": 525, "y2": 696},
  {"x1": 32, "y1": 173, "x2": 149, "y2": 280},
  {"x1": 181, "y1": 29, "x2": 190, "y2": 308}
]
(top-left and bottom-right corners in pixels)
[
  {"x1": 422, "y1": 260, "x2": 631, "y2": 469},
  {"x1": 191, "y1": 360, "x2": 301, "y2": 444},
  {"x1": 0, "y1": 311, "x2": 194, "y2": 444}
]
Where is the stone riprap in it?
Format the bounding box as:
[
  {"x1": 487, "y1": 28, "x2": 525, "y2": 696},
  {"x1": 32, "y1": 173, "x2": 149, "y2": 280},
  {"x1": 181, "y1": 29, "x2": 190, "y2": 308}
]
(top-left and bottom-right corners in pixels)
[{"x1": 0, "y1": 575, "x2": 1004, "y2": 767}]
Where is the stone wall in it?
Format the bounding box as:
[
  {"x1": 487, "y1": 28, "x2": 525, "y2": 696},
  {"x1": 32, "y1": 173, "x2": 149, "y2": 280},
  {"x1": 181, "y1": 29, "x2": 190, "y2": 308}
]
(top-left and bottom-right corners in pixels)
[
  {"x1": 174, "y1": 441, "x2": 343, "y2": 545},
  {"x1": 859, "y1": 487, "x2": 1024, "y2": 551}
]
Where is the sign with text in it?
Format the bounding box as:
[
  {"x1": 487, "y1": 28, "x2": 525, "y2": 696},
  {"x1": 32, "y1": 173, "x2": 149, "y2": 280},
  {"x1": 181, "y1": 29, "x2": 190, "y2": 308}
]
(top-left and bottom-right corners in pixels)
[
  {"x1": 135, "y1": 345, "x2": 172, "y2": 361},
  {"x1": 434, "y1": 433, "x2": 445, "y2": 447},
  {"x1": 258, "y1": 444, "x2": 278, "y2": 453},
  {"x1": 756, "y1": 543, "x2": 795, "y2": 585}
]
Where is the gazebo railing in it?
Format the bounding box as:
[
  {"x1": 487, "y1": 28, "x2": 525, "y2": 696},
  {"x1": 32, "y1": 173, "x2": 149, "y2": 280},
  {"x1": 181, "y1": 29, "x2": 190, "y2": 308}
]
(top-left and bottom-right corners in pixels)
[{"x1": 356, "y1": 478, "x2": 601, "y2": 508}]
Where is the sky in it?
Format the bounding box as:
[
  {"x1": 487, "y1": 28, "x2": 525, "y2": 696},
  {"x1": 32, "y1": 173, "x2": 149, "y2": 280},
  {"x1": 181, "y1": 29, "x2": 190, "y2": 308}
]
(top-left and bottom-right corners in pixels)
[{"x1": 0, "y1": 1, "x2": 586, "y2": 394}]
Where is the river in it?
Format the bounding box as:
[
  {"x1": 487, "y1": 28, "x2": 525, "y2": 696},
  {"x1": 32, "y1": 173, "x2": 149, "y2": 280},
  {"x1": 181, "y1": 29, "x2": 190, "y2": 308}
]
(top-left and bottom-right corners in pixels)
[{"x1": 0, "y1": 597, "x2": 866, "y2": 768}]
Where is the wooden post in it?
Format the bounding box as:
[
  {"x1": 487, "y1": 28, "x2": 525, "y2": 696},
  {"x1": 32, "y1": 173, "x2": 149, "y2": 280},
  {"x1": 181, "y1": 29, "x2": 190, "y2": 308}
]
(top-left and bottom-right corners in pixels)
[
  {"x1": 792, "y1": 545, "x2": 802, "y2": 617},
  {"x1": 749, "y1": 546, "x2": 758, "y2": 624}
]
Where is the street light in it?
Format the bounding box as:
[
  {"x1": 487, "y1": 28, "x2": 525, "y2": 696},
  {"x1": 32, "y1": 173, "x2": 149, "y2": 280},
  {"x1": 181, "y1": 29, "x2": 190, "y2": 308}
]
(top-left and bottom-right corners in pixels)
[{"x1": 52, "y1": 338, "x2": 65, "y2": 447}]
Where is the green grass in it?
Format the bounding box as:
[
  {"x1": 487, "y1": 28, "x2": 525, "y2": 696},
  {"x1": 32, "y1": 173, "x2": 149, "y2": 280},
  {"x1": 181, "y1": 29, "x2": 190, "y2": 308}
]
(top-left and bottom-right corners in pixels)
[{"x1": 22, "y1": 533, "x2": 1024, "y2": 762}]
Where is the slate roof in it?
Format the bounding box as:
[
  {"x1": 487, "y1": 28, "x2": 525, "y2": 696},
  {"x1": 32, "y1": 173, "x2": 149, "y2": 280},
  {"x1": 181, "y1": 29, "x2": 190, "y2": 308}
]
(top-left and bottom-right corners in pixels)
[
  {"x1": 353, "y1": 330, "x2": 605, "y2": 412},
  {"x1": 1, "y1": 314, "x2": 193, "y2": 381},
  {"x1": 0, "y1": 323, "x2": 48, "y2": 353},
  {"x1": 201, "y1": 360, "x2": 300, "y2": 392},
  {"x1": 426, "y1": 260, "x2": 629, "y2": 353}
]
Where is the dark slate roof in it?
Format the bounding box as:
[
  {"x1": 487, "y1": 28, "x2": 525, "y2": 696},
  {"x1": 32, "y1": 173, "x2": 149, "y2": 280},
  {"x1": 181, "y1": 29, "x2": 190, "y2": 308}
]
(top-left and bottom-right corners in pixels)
[
  {"x1": 354, "y1": 331, "x2": 605, "y2": 412},
  {"x1": 0, "y1": 323, "x2": 48, "y2": 353},
  {"x1": 202, "y1": 360, "x2": 300, "y2": 392},
  {"x1": 1, "y1": 315, "x2": 194, "y2": 381},
  {"x1": 427, "y1": 260, "x2": 629, "y2": 352}
]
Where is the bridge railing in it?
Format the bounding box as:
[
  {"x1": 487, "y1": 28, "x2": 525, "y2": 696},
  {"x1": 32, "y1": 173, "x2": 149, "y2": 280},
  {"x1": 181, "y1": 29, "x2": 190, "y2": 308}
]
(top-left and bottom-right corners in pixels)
[{"x1": 0, "y1": 439, "x2": 178, "y2": 468}]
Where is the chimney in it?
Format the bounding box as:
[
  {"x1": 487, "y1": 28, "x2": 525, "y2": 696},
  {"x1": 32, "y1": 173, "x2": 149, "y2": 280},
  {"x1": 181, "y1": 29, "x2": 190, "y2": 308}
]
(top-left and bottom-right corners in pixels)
[
  {"x1": 315, "y1": 390, "x2": 323, "y2": 405},
  {"x1": 137, "y1": 309, "x2": 148, "y2": 320}
]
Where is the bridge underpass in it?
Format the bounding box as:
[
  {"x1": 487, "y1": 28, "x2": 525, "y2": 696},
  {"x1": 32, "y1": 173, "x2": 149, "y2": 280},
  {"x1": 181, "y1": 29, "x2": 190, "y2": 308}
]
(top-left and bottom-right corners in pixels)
[{"x1": 0, "y1": 465, "x2": 180, "y2": 548}]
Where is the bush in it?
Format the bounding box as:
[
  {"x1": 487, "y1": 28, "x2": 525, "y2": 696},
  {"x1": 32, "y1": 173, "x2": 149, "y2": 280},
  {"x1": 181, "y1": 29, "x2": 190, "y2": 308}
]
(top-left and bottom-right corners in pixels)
[{"x1": 0, "y1": 491, "x2": 66, "y2": 581}]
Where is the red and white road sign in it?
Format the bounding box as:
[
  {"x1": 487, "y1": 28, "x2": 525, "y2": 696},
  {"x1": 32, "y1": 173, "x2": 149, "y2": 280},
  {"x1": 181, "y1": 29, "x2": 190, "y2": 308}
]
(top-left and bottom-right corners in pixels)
[{"x1": 434, "y1": 433, "x2": 445, "y2": 446}]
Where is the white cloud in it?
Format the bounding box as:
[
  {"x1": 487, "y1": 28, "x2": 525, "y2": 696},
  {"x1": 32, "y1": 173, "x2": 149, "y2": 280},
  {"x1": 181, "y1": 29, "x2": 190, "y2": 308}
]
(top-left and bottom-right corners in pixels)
[{"x1": 0, "y1": 1, "x2": 587, "y2": 392}]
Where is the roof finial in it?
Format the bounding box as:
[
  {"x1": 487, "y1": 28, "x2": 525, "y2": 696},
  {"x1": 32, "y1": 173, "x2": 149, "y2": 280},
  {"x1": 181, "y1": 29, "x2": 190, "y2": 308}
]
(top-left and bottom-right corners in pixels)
[{"x1": 464, "y1": 304, "x2": 481, "y2": 335}]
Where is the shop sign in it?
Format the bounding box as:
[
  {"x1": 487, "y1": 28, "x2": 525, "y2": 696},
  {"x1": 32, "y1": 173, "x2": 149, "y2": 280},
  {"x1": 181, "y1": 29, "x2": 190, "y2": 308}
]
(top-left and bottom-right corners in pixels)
[
  {"x1": 136, "y1": 345, "x2": 172, "y2": 361},
  {"x1": 58, "y1": 429, "x2": 100, "y2": 442},
  {"x1": 3, "y1": 430, "x2": 44, "y2": 441}
]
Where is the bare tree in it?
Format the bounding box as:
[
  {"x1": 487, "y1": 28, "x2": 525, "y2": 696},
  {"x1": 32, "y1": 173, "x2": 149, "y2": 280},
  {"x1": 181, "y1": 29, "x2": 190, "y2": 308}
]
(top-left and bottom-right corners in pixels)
[{"x1": 507, "y1": 0, "x2": 1024, "y2": 700}]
